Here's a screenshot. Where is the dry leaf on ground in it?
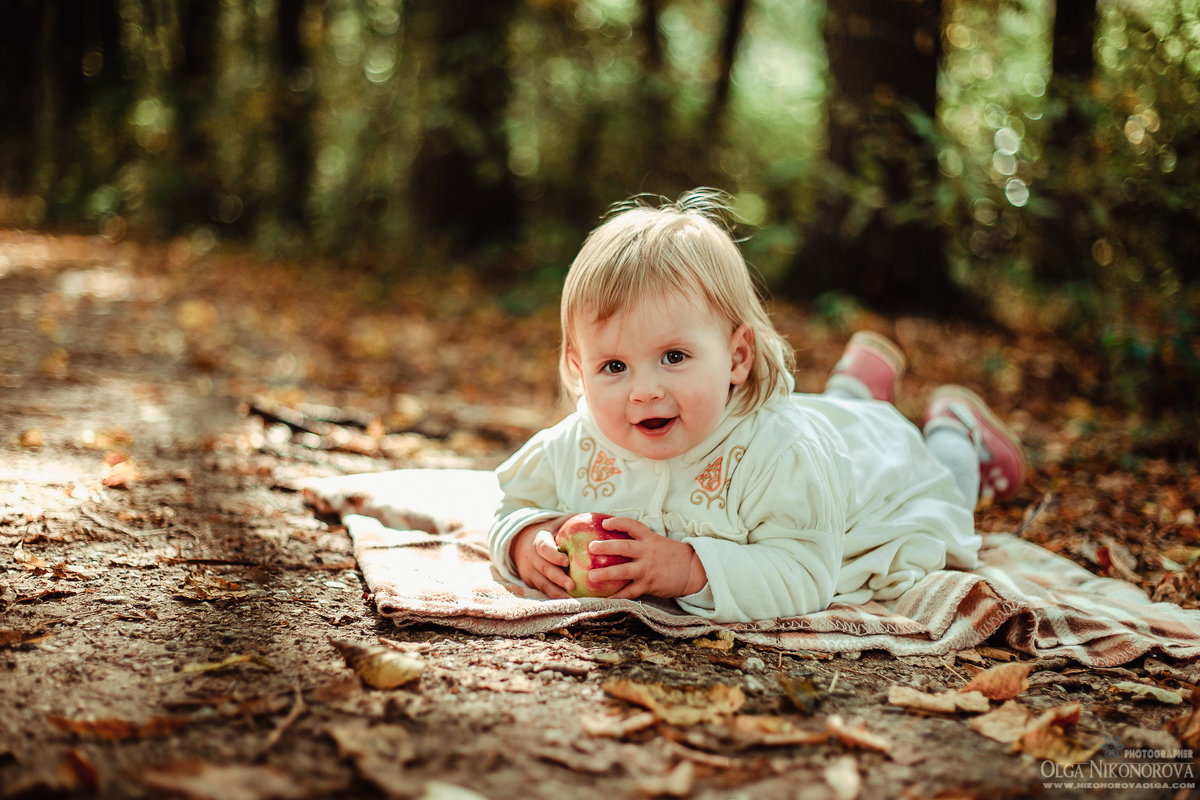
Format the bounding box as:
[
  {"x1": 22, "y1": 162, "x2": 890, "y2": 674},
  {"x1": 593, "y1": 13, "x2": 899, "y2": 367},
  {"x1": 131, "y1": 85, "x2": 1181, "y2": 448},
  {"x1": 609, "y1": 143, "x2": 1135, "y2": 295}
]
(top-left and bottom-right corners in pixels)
[
  {"x1": 1011, "y1": 703, "x2": 1100, "y2": 766},
  {"x1": 1108, "y1": 681, "x2": 1185, "y2": 704},
  {"x1": 141, "y1": 759, "x2": 308, "y2": 800},
  {"x1": 824, "y1": 754, "x2": 862, "y2": 800},
  {"x1": 827, "y1": 715, "x2": 893, "y2": 756},
  {"x1": 1167, "y1": 690, "x2": 1200, "y2": 749},
  {"x1": 887, "y1": 685, "x2": 990, "y2": 714},
  {"x1": 969, "y1": 700, "x2": 1034, "y2": 743},
  {"x1": 327, "y1": 719, "x2": 417, "y2": 798},
  {"x1": 0, "y1": 749, "x2": 99, "y2": 796},
  {"x1": 778, "y1": 673, "x2": 824, "y2": 715},
  {"x1": 181, "y1": 653, "x2": 277, "y2": 675},
  {"x1": 581, "y1": 710, "x2": 657, "y2": 738},
  {"x1": 602, "y1": 679, "x2": 745, "y2": 726},
  {"x1": 723, "y1": 714, "x2": 829, "y2": 746},
  {"x1": 960, "y1": 661, "x2": 1032, "y2": 700},
  {"x1": 47, "y1": 714, "x2": 191, "y2": 740},
  {"x1": 331, "y1": 638, "x2": 424, "y2": 689},
  {"x1": 634, "y1": 760, "x2": 695, "y2": 798}
]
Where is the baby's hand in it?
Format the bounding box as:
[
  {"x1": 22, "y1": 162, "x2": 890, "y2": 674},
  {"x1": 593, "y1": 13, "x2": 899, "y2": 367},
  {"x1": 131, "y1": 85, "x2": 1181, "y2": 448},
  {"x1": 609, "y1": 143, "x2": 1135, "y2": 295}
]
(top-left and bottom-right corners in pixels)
[
  {"x1": 586, "y1": 517, "x2": 707, "y2": 600},
  {"x1": 511, "y1": 518, "x2": 573, "y2": 598}
]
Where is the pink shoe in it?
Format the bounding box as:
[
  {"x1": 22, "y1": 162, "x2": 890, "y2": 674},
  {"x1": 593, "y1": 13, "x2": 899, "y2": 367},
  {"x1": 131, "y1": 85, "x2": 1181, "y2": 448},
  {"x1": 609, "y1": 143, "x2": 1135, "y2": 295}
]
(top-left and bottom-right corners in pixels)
[
  {"x1": 924, "y1": 385, "x2": 1027, "y2": 502},
  {"x1": 825, "y1": 331, "x2": 907, "y2": 403}
]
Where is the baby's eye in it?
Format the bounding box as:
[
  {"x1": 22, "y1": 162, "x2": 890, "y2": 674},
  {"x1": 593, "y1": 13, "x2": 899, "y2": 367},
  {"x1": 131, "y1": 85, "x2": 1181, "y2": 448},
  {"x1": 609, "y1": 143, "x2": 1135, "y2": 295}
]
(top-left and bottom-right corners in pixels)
[
  {"x1": 601, "y1": 360, "x2": 627, "y2": 375},
  {"x1": 662, "y1": 351, "x2": 687, "y2": 365}
]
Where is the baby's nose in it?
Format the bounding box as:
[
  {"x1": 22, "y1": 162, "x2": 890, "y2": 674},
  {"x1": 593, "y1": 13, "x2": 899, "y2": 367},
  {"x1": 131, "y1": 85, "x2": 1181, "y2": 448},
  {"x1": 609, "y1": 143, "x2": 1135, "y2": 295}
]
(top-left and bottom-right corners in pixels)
[{"x1": 629, "y1": 375, "x2": 665, "y2": 402}]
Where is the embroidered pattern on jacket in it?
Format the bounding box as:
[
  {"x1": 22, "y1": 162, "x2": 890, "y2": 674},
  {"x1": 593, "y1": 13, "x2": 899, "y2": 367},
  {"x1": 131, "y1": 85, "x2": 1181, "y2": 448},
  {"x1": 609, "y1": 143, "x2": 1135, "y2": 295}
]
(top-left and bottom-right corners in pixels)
[
  {"x1": 579, "y1": 437, "x2": 621, "y2": 498},
  {"x1": 690, "y1": 446, "x2": 745, "y2": 508}
]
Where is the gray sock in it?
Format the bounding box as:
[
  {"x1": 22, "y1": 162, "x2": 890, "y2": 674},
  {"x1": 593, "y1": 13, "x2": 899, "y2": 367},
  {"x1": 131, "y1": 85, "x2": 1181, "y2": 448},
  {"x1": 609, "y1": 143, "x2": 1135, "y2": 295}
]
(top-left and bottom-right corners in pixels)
[{"x1": 925, "y1": 425, "x2": 980, "y2": 512}]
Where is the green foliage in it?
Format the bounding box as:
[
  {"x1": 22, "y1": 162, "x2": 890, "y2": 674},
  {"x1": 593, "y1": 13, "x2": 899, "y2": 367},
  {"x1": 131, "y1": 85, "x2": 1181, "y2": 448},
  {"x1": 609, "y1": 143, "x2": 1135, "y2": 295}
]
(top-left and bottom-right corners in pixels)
[
  {"x1": 7, "y1": 0, "x2": 1200, "y2": 420},
  {"x1": 936, "y1": 0, "x2": 1200, "y2": 419}
]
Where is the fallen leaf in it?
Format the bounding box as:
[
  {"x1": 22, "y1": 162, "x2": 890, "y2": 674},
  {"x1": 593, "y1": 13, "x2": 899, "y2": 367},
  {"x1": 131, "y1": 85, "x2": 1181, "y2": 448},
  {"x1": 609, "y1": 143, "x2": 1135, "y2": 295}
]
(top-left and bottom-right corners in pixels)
[
  {"x1": 1108, "y1": 681, "x2": 1184, "y2": 704},
  {"x1": 174, "y1": 572, "x2": 257, "y2": 603},
  {"x1": 969, "y1": 700, "x2": 1034, "y2": 743},
  {"x1": 47, "y1": 714, "x2": 191, "y2": 739},
  {"x1": 724, "y1": 714, "x2": 828, "y2": 746},
  {"x1": 102, "y1": 452, "x2": 142, "y2": 488},
  {"x1": 824, "y1": 754, "x2": 861, "y2": 800},
  {"x1": 960, "y1": 661, "x2": 1032, "y2": 700},
  {"x1": 580, "y1": 710, "x2": 657, "y2": 738},
  {"x1": 974, "y1": 646, "x2": 1020, "y2": 662},
  {"x1": 18, "y1": 429, "x2": 43, "y2": 449},
  {"x1": 639, "y1": 648, "x2": 675, "y2": 666},
  {"x1": 827, "y1": 715, "x2": 893, "y2": 755},
  {"x1": 181, "y1": 653, "x2": 278, "y2": 674},
  {"x1": 79, "y1": 426, "x2": 134, "y2": 449},
  {"x1": 1167, "y1": 689, "x2": 1200, "y2": 749},
  {"x1": 0, "y1": 748, "x2": 100, "y2": 796},
  {"x1": 694, "y1": 630, "x2": 736, "y2": 651},
  {"x1": 418, "y1": 781, "x2": 491, "y2": 800},
  {"x1": 13, "y1": 541, "x2": 47, "y2": 571},
  {"x1": 1011, "y1": 703, "x2": 1100, "y2": 766},
  {"x1": 634, "y1": 760, "x2": 694, "y2": 798},
  {"x1": 331, "y1": 638, "x2": 424, "y2": 690},
  {"x1": 887, "y1": 685, "x2": 990, "y2": 714},
  {"x1": 0, "y1": 626, "x2": 54, "y2": 647},
  {"x1": 602, "y1": 679, "x2": 745, "y2": 726},
  {"x1": 778, "y1": 673, "x2": 823, "y2": 715},
  {"x1": 142, "y1": 759, "x2": 307, "y2": 800},
  {"x1": 326, "y1": 719, "x2": 417, "y2": 798}
]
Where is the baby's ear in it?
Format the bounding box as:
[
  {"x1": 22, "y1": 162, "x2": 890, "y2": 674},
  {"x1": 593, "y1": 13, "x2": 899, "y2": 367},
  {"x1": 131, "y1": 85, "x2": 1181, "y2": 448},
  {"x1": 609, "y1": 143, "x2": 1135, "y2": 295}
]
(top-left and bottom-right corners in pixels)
[{"x1": 729, "y1": 325, "x2": 754, "y2": 386}]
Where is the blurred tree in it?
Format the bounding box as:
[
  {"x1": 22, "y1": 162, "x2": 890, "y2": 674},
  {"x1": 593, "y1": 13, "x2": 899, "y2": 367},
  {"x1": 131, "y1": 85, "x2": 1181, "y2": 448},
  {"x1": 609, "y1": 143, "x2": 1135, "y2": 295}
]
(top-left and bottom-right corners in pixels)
[
  {"x1": 409, "y1": 0, "x2": 520, "y2": 257},
  {"x1": 705, "y1": 0, "x2": 748, "y2": 133},
  {"x1": 0, "y1": 0, "x2": 42, "y2": 196},
  {"x1": 783, "y1": 0, "x2": 969, "y2": 312},
  {"x1": 271, "y1": 0, "x2": 316, "y2": 236},
  {"x1": 155, "y1": 0, "x2": 221, "y2": 232},
  {"x1": 1033, "y1": 0, "x2": 1098, "y2": 283},
  {"x1": 27, "y1": 0, "x2": 131, "y2": 223}
]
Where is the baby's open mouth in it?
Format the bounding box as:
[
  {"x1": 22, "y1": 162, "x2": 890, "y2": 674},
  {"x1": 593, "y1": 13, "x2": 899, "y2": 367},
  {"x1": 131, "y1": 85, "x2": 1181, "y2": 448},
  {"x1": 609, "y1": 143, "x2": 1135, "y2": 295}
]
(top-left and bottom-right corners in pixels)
[{"x1": 637, "y1": 417, "x2": 673, "y2": 430}]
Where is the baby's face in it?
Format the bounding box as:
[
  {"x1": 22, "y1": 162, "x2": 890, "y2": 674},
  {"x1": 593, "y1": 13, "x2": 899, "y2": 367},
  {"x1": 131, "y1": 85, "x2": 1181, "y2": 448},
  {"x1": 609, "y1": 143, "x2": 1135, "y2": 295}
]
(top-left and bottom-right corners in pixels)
[{"x1": 568, "y1": 292, "x2": 752, "y2": 460}]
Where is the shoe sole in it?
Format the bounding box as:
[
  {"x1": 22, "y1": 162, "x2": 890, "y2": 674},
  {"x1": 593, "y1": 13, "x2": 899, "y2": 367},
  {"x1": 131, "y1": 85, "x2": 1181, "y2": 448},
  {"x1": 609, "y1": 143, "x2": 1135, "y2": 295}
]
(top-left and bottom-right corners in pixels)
[{"x1": 929, "y1": 384, "x2": 1029, "y2": 482}]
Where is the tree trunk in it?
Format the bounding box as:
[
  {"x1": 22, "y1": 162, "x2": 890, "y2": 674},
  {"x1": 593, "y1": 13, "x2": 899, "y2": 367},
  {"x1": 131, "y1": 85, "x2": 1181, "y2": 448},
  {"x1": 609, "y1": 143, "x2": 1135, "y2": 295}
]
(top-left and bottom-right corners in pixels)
[
  {"x1": 0, "y1": 1, "x2": 46, "y2": 196},
  {"x1": 705, "y1": 0, "x2": 748, "y2": 133},
  {"x1": 410, "y1": 0, "x2": 519, "y2": 255},
  {"x1": 158, "y1": 0, "x2": 221, "y2": 233},
  {"x1": 1033, "y1": 0, "x2": 1099, "y2": 283},
  {"x1": 272, "y1": 0, "x2": 314, "y2": 235},
  {"x1": 783, "y1": 0, "x2": 969, "y2": 313}
]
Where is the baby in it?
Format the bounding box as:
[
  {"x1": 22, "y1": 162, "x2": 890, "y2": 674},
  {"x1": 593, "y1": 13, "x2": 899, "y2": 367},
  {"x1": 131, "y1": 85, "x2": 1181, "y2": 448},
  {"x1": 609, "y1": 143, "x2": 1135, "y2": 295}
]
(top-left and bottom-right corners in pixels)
[{"x1": 487, "y1": 189, "x2": 1025, "y2": 623}]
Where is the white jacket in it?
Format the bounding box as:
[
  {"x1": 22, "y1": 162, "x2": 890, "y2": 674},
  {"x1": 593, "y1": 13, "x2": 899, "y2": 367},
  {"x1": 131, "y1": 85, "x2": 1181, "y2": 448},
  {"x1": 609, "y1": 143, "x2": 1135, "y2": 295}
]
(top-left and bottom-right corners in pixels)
[{"x1": 488, "y1": 386, "x2": 981, "y2": 623}]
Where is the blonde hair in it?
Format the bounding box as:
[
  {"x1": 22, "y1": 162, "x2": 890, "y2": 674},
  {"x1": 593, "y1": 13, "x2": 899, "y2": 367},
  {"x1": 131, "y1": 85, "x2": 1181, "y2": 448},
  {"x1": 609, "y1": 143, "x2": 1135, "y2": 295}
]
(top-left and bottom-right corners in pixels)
[{"x1": 560, "y1": 188, "x2": 795, "y2": 415}]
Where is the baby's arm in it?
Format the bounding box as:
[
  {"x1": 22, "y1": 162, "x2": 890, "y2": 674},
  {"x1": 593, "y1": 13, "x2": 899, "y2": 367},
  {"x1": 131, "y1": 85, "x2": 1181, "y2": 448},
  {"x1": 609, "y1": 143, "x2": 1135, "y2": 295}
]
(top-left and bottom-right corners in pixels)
[
  {"x1": 587, "y1": 517, "x2": 708, "y2": 600},
  {"x1": 510, "y1": 515, "x2": 574, "y2": 598}
]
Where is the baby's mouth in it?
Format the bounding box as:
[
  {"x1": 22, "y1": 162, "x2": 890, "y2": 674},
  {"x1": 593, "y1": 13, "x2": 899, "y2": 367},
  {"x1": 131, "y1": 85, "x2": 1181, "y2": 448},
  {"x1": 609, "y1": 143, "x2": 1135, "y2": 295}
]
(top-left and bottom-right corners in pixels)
[{"x1": 637, "y1": 417, "x2": 674, "y2": 431}]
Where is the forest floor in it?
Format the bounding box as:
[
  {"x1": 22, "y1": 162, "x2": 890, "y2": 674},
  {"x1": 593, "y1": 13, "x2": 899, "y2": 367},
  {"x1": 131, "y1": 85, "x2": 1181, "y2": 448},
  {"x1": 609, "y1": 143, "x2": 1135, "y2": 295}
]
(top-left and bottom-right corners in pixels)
[{"x1": 1, "y1": 228, "x2": 1198, "y2": 800}]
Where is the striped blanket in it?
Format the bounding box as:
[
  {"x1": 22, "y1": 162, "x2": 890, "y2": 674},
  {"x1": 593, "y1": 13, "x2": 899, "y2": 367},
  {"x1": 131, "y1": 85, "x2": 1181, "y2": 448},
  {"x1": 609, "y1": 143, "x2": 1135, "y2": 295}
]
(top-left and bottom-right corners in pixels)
[{"x1": 300, "y1": 468, "x2": 1200, "y2": 667}]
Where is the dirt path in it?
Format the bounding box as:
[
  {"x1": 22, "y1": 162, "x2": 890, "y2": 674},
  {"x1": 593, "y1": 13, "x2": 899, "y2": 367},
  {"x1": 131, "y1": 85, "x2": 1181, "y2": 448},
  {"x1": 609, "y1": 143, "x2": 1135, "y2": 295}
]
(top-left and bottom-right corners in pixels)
[{"x1": 1, "y1": 230, "x2": 1197, "y2": 799}]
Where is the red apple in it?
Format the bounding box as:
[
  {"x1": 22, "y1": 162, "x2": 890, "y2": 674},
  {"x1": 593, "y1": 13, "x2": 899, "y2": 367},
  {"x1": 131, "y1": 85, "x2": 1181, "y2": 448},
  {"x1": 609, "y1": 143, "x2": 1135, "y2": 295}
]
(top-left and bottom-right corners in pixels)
[{"x1": 554, "y1": 512, "x2": 632, "y2": 598}]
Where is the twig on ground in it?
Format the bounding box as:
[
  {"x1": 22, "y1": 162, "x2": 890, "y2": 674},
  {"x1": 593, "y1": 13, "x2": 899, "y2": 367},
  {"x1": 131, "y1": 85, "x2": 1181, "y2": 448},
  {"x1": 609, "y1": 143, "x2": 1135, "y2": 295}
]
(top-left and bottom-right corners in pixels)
[
  {"x1": 1013, "y1": 492, "x2": 1054, "y2": 538},
  {"x1": 255, "y1": 686, "x2": 307, "y2": 759}
]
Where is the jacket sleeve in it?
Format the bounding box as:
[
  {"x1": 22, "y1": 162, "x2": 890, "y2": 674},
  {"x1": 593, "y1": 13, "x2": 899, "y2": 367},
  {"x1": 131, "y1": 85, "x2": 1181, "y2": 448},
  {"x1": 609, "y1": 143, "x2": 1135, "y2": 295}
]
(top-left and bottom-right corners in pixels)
[
  {"x1": 676, "y1": 437, "x2": 851, "y2": 623},
  {"x1": 487, "y1": 426, "x2": 569, "y2": 585}
]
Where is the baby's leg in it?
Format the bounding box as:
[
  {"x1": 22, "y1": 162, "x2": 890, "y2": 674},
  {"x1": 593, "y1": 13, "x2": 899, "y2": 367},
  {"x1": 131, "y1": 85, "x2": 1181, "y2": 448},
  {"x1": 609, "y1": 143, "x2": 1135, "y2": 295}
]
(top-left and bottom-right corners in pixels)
[
  {"x1": 923, "y1": 385, "x2": 1027, "y2": 508},
  {"x1": 823, "y1": 331, "x2": 906, "y2": 403},
  {"x1": 924, "y1": 426, "x2": 981, "y2": 511}
]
